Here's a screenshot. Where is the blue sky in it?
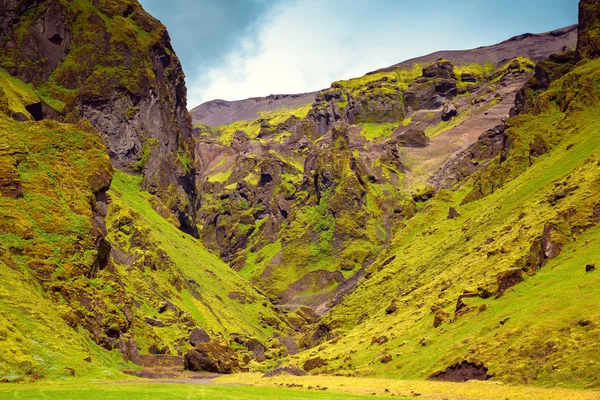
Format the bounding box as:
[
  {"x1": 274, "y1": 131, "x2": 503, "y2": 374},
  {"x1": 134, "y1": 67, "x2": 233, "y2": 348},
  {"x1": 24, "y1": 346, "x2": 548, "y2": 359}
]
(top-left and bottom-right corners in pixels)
[{"x1": 139, "y1": 0, "x2": 579, "y2": 108}]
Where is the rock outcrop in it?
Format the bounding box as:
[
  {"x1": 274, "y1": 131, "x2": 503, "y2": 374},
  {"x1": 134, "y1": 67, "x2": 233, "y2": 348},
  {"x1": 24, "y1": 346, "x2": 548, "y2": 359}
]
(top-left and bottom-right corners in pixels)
[{"x1": 1, "y1": 0, "x2": 197, "y2": 232}]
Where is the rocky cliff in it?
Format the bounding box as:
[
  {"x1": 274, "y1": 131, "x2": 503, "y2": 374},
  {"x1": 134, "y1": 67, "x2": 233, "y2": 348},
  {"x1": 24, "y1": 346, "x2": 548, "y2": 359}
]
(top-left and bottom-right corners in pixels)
[
  {"x1": 1, "y1": 0, "x2": 197, "y2": 233},
  {"x1": 191, "y1": 27, "x2": 576, "y2": 314}
]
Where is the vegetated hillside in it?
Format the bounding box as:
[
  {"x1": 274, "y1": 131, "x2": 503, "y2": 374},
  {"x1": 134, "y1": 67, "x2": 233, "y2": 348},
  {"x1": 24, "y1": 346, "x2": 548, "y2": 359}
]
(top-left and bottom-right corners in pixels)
[
  {"x1": 281, "y1": 3, "x2": 600, "y2": 387},
  {"x1": 0, "y1": 68, "x2": 288, "y2": 381},
  {"x1": 1, "y1": 0, "x2": 197, "y2": 232},
  {"x1": 0, "y1": 0, "x2": 292, "y2": 382},
  {"x1": 190, "y1": 27, "x2": 575, "y2": 315}
]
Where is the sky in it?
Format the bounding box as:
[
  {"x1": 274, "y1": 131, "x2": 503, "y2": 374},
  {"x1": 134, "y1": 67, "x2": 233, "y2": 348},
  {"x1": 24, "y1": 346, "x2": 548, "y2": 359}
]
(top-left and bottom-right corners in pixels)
[{"x1": 139, "y1": 0, "x2": 579, "y2": 109}]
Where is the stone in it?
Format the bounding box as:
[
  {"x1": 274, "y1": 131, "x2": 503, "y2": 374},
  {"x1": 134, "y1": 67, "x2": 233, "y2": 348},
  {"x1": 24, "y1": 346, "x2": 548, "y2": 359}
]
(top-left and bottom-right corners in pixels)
[
  {"x1": 385, "y1": 300, "x2": 398, "y2": 314},
  {"x1": 461, "y1": 72, "x2": 477, "y2": 82},
  {"x1": 422, "y1": 60, "x2": 455, "y2": 79},
  {"x1": 246, "y1": 338, "x2": 266, "y2": 362},
  {"x1": 380, "y1": 353, "x2": 393, "y2": 364},
  {"x1": 303, "y1": 356, "x2": 326, "y2": 372},
  {"x1": 184, "y1": 340, "x2": 240, "y2": 374},
  {"x1": 263, "y1": 365, "x2": 307, "y2": 377},
  {"x1": 447, "y1": 207, "x2": 460, "y2": 219},
  {"x1": 442, "y1": 102, "x2": 457, "y2": 121},
  {"x1": 586, "y1": 264, "x2": 596, "y2": 272},
  {"x1": 144, "y1": 317, "x2": 165, "y2": 327},
  {"x1": 396, "y1": 129, "x2": 429, "y2": 148},
  {"x1": 189, "y1": 328, "x2": 210, "y2": 346}
]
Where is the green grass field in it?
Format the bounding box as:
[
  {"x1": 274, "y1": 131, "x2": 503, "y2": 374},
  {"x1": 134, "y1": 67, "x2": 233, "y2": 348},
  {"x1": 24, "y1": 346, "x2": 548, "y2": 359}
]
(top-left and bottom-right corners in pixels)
[{"x1": 2, "y1": 375, "x2": 600, "y2": 400}]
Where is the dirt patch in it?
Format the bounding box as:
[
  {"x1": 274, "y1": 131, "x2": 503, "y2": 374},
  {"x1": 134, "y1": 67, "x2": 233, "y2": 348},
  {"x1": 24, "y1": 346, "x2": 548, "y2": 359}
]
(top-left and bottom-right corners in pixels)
[{"x1": 430, "y1": 361, "x2": 491, "y2": 382}]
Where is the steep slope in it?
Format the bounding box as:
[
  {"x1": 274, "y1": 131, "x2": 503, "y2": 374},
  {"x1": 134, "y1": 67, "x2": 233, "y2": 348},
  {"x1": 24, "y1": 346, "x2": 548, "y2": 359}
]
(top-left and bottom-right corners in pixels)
[
  {"x1": 280, "y1": 2, "x2": 600, "y2": 387},
  {"x1": 1, "y1": 0, "x2": 197, "y2": 232},
  {"x1": 0, "y1": 69, "x2": 288, "y2": 381},
  {"x1": 0, "y1": 2, "x2": 290, "y2": 381},
  {"x1": 190, "y1": 27, "x2": 576, "y2": 315}
]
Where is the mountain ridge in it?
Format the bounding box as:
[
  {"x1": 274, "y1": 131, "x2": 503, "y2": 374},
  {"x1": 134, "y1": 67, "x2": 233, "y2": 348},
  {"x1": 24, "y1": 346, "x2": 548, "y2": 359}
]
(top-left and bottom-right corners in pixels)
[{"x1": 191, "y1": 24, "x2": 577, "y2": 127}]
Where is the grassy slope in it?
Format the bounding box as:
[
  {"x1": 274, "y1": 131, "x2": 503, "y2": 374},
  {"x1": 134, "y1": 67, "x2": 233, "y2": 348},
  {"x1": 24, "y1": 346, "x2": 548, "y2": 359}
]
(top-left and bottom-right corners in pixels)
[
  {"x1": 0, "y1": 70, "x2": 283, "y2": 381},
  {"x1": 108, "y1": 171, "x2": 283, "y2": 341},
  {"x1": 0, "y1": 73, "x2": 128, "y2": 380},
  {"x1": 287, "y1": 59, "x2": 600, "y2": 387}
]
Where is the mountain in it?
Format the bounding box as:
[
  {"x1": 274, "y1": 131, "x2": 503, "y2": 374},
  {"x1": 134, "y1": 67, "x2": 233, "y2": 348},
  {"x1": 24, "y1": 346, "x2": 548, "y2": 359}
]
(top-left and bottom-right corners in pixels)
[
  {"x1": 190, "y1": 25, "x2": 577, "y2": 127},
  {"x1": 2, "y1": 0, "x2": 600, "y2": 391},
  {"x1": 191, "y1": 92, "x2": 317, "y2": 126},
  {"x1": 1, "y1": 0, "x2": 197, "y2": 233},
  {"x1": 0, "y1": 0, "x2": 285, "y2": 381},
  {"x1": 190, "y1": 26, "x2": 576, "y2": 313}
]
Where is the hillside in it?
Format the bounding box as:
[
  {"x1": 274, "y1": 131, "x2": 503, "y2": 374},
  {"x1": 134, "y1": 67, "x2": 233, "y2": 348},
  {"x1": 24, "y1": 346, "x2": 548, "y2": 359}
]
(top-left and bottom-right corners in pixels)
[
  {"x1": 1, "y1": 0, "x2": 600, "y2": 395},
  {"x1": 190, "y1": 25, "x2": 576, "y2": 127},
  {"x1": 189, "y1": 26, "x2": 576, "y2": 314}
]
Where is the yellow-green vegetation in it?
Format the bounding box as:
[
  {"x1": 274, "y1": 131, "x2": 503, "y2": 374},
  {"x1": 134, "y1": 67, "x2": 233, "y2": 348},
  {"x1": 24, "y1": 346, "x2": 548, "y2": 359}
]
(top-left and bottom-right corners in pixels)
[
  {"x1": 108, "y1": 170, "x2": 283, "y2": 341},
  {"x1": 0, "y1": 68, "x2": 43, "y2": 117},
  {"x1": 218, "y1": 373, "x2": 600, "y2": 399},
  {"x1": 200, "y1": 103, "x2": 312, "y2": 145},
  {"x1": 334, "y1": 64, "x2": 423, "y2": 96},
  {"x1": 0, "y1": 78, "x2": 122, "y2": 380},
  {"x1": 0, "y1": 380, "x2": 388, "y2": 400},
  {"x1": 359, "y1": 122, "x2": 398, "y2": 141},
  {"x1": 287, "y1": 57, "x2": 600, "y2": 387},
  {"x1": 489, "y1": 57, "x2": 535, "y2": 84}
]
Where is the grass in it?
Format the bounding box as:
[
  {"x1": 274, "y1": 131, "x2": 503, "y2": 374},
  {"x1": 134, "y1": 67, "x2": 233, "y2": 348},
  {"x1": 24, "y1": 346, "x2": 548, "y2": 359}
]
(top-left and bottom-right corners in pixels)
[
  {"x1": 0, "y1": 380, "x2": 398, "y2": 400},
  {"x1": 218, "y1": 373, "x2": 600, "y2": 400},
  {"x1": 108, "y1": 170, "x2": 283, "y2": 341},
  {"x1": 283, "y1": 58, "x2": 600, "y2": 387},
  {"x1": 359, "y1": 122, "x2": 398, "y2": 141}
]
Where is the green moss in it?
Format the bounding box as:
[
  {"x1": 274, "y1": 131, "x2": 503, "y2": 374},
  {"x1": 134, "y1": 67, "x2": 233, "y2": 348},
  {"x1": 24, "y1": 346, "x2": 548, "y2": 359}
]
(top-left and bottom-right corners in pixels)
[
  {"x1": 359, "y1": 122, "x2": 398, "y2": 141},
  {"x1": 132, "y1": 138, "x2": 159, "y2": 171}
]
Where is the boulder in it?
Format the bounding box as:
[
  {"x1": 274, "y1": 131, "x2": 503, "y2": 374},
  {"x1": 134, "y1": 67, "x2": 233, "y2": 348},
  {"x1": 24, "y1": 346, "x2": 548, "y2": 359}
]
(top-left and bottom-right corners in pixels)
[
  {"x1": 263, "y1": 365, "x2": 307, "y2": 377},
  {"x1": 303, "y1": 356, "x2": 326, "y2": 372},
  {"x1": 422, "y1": 59, "x2": 455, "y2": 79},
  {"x1": 460, "y1": 72, "x2": 477, "y2": 82},
  {"x1": 189, "y1": 328, "x2": 210, "y2": 346},
  {"x1": 246, "y1": 338, "x2": 266, "y2": 362},
  {"x1": 442, "y1": 103, "x2": 457, "y2": 121},
  {"x1": 447, "y1": 207, "x2": 460, "y2": 219},
  {"x1": 586, "y1": 264, "x2": 596, "y2": 272},
  {"x1": 396, "y1": 129, "x2": 428, "y2": 148},
  {"x1": 385, "y1": 299, "x2": 398, "y2": 314},
  {"x1": 380, "y1": 353, "x2": 393, "y2": 364},
  {"x1": 184, "y1": 340, "x2": 240, "y2": 374}
]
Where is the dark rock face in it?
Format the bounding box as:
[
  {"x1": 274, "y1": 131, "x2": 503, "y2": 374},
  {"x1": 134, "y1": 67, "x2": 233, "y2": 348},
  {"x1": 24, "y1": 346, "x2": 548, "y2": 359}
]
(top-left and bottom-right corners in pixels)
[
  {"x1": 184, "y1": 341, "x2": 240, "y2": 374},
  {"x1": 189, "y1": 328, "x2": 210, "y2": 346},
  {"x1": 118, "y1": 337, "x2": 141, "y2": 365},
  {"x1": 430, "y1": 361, "x2": 491, "y2": 382},
  {"x1": 2, "y1": 0, "x2": 197, "y2": 232},
  {"x1": 576, "y1": 0, "x2": 600, "y2": 61}
]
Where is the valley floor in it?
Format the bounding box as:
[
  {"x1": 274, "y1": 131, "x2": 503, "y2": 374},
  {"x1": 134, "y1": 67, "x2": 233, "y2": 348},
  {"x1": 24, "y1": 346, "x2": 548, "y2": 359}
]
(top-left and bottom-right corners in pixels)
[{"x1": 1, "y1": 375, "x2": 600, "y2": 400}]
